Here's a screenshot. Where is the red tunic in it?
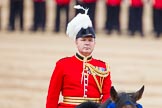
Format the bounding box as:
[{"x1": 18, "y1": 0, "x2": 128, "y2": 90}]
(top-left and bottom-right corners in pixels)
[
  {"x1": 106, "y1": 0, "x2": 121, "y2": 6},
  {"x1": 130, "y1": 0, "x2": 143, "y2": 7},
  {"x1": 83, "y1": 0, "x2": 97, "y2": 3},
  {"x1": 153, "y1": 0, "x2": 162, "y2": 9},
  {"x1": 46, "y1": 54, "x2": 112, "y2": 108},
  {"x1": 55, "y1": 0, "x2": 71, "y2": 5}
]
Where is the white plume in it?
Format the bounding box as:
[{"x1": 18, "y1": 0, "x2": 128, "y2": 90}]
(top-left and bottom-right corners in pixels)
[{"x1": 66, "y1": 5, "x2": 92, "y2": 40}]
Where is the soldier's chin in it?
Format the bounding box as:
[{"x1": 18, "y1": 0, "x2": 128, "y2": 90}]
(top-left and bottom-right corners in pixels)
[
  {"x1": 83, "y1": 51, "x2": 91, "y2": 55},
  {"x1": 83, "y1": 49, "x2": 90, "y2": 52}
]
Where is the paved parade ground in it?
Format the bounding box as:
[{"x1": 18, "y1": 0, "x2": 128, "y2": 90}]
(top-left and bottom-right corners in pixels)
[{"x1": 0, "y1": 0, "x2": 162, "y2": 108}]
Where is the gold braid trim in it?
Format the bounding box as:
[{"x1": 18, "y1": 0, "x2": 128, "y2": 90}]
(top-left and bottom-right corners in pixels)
[
  {"x1": 85, "y1": 63, "x2": 110, "y2": 77},
  {"x1": 85, "y1": 63, "x2": 110, "y2": 94},
  {"x1": 63, "y1": 97, "x2": 101, "y2": 104}
]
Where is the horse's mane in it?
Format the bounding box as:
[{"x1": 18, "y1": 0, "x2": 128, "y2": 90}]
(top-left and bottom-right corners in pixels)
[
  {"x1": 99, "y1": 98, "x2": 112, "y2": 108},
  {"x1": 76, "y1": 101, "x2": 100, "y2": 108}
]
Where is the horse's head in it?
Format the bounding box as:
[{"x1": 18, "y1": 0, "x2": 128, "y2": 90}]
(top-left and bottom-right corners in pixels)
[
  {"x1": 76, "y1": 86, "x2": 144, "y2": 108},
  {"x1": 109, "y1": 85, "x2": 144, "y2": 108}
]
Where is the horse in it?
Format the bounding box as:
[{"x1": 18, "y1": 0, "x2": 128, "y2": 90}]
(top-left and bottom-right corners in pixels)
[{"x1": 76, "y1": 85, "x2": 144, "y2": 108}]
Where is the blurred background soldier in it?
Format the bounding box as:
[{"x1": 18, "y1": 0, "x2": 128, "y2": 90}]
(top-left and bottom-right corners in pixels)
[
  {"x1": 54, "y1": 0, "x2": 71, "y2": 33},
  {"x1": 128, "y1": 0, "x2": 144, "y2": 37},
  {"x1": 0, "y1": 0, "x2": 1, "y2": 30},
  {"x1": 75, "y1": 0, "x2": 98, "y2": 30},
  {"x1": 30, "y1": 0, "x2": 46, "y2": 32},
  {"x1": 75, "y1": 0, "x2": 84, "y2": 15},
  {"x1": 105, "y1": 0, "x2": 121, "y2": 35},
  {"x1": 7, "y1": 0, "x2": 24, "y2": 31},
  {"x1": 152, "y1": 0, "x2": 162, "y2": 38}
]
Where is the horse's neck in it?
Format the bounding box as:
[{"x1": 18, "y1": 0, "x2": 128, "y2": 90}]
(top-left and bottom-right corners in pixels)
[{"x1": 99, "y1": 98, "x2": 112, "y2": 108}]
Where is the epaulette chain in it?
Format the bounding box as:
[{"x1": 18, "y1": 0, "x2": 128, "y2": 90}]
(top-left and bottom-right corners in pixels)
[{"x1": 85, "y1": 63, "x2": 110, "y2": 94}]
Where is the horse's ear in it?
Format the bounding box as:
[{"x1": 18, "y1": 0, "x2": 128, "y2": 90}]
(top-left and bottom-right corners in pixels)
[
  {"x1": 134, "y1": 85, "x2": 144, "y2": 101},
  {"x1": 110, "y1": 86, "x2": 118, "y2": 102}
]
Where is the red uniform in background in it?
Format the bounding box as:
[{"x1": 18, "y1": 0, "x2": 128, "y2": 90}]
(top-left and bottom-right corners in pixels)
[
  {"x1": 34, "y1": 0, "x2": 45, "y2": 2},
  {"x1": 153, "y1": 0, "x2": 162, "y2": 9},
  {"x1": 152, "y1": 0, "x2": 162, "y2": 37},
  {"x1": 105, "y1": 0, "x2": 121, "y2": 35},
  {"x1": 54, "y1": 0, "x2": 71, "y2": 32},
  {"x1": 83, "y1": 0, "x2": 97, "y2": 3},
  {"x1": 46, "y1": 53, "x2": 112, "y2": 108},
  {"x1": 130, "y1": 0, "x2": 143, "y2": 7},
  {"x1": 55, "y1": 0, "x2": 71, "y2": 5},
  {"x1": 0, "y1": 1, "x2": 1, "y2": 30},
  {"x1": 128, "y1": 0, "x2": 144, "y2": 36},
  {"x1": 75, "y1": 0, "x2": 98, "y2": 30},
  {"x1": 8, "y1": 0, "x2": 24, "y2": 31},
  {"x1": 30, "y1": 0, "x2": 46, "y2": 31},
  {"x1": 106, "y1": 0, "x2": 121, "y2": 6}
]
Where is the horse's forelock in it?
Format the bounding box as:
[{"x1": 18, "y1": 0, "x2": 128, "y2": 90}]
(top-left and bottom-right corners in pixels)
[{"x1": 115, "y1": 92, "x2": 137, "y2": 108}]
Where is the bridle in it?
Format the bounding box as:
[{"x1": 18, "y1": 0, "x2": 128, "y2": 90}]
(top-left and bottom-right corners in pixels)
[{"x1": 106, "y1": 102, "x2": 143, "y2": 108}]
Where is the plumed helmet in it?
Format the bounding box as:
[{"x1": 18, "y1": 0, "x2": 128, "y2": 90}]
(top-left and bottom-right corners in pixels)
[{"x1": 66, "y1": 5, "x2": 95, "y2": 40}]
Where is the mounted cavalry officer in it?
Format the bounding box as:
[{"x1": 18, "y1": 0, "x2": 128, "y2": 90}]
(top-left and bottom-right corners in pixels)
[
  {"x1": 46, "y1": 5, "x2": 112, "y2": 108},
  {"x1": 152, "y1": 0, "x2": 162, "y2": 38}
]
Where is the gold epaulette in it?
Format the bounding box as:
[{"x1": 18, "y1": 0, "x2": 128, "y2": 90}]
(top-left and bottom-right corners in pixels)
[
  {"x1": 85, "y1": 63, "x2": 110, "y2": 77},
  {"x1": 85, "y1": 63, "x2": 110, "y2": 94}
]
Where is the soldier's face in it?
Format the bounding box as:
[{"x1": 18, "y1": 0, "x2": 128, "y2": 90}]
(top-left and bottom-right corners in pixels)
[{"x1": 75, "y1": 36, "x2": 95, "y2": 57}]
